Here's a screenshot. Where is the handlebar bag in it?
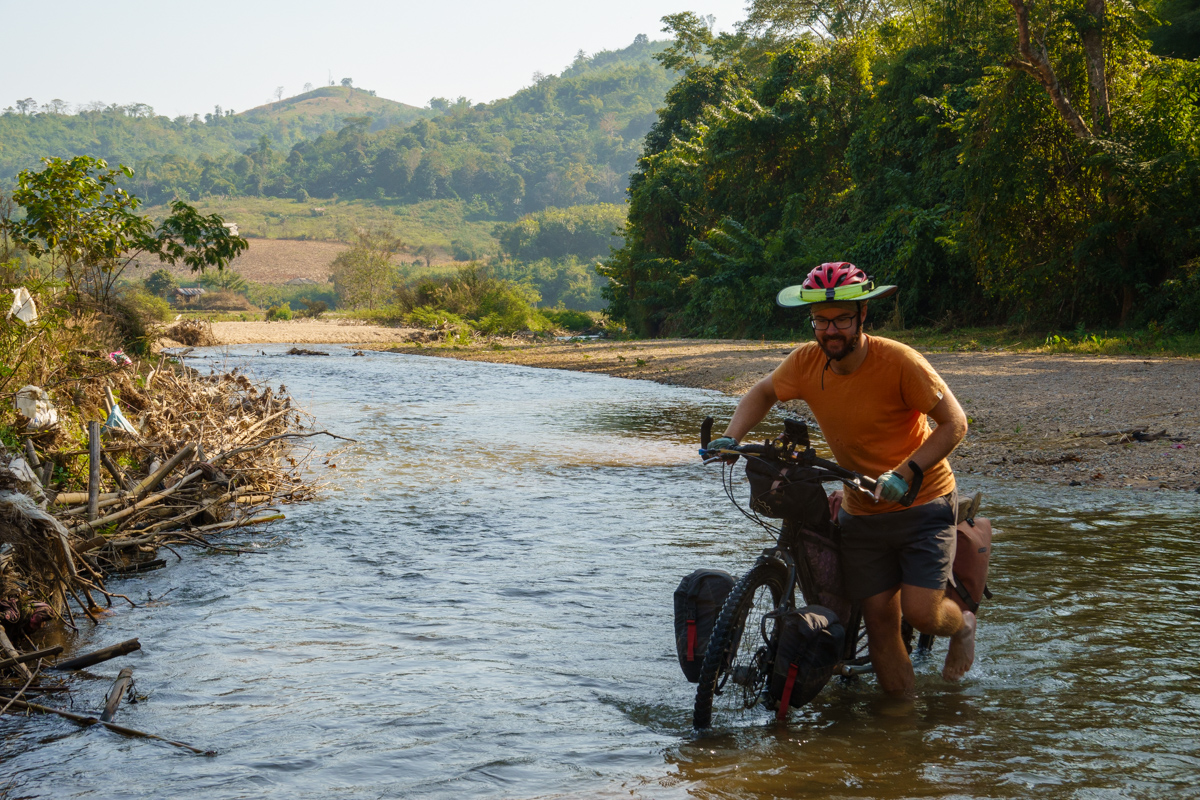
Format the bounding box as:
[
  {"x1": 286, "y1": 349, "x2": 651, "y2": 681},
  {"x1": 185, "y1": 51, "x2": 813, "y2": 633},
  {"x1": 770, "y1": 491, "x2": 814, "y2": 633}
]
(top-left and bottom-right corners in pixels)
[
  {"x1": 768, "y1": 604, "x2": 845, "y2": 718},
  {"x1": 745, "y1": 458, "x2": 829, "y2": 529},
  {"x1": 949, "y1": 516, "x2": 993, "y2": 613},
  {"x1": 673, "y1": 569, "x2": 736, "y2": 682}
]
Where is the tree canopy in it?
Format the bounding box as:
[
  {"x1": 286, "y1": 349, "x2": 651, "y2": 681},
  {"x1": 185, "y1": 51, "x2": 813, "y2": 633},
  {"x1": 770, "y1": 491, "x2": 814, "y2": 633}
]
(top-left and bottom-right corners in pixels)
[{"x1": 601, "y1": 0, "x2": 1200, "y2": 335}]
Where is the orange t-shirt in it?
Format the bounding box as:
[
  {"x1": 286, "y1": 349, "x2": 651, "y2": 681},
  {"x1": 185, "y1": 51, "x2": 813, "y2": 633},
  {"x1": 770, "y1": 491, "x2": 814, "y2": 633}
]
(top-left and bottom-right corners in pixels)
[{"x1": 770, "y1": 335, "x2": 955, "y2": 516}]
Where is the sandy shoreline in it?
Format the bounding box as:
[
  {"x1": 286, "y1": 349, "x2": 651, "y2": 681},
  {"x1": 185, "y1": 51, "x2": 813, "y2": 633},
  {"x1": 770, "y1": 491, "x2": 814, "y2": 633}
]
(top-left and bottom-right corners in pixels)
[
  {"x1": 205, "y1": 321, "x2": 1200, "y2": 492},
  {"x1": 209, "y1": 319, "x2": 425, "y2": 344}
]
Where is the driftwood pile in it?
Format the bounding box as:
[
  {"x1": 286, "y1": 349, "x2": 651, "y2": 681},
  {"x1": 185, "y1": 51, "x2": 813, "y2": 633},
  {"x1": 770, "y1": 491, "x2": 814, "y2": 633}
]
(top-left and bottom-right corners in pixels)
[{"x1": 0, "y1": 352, "x2": 346, "y2": 754}]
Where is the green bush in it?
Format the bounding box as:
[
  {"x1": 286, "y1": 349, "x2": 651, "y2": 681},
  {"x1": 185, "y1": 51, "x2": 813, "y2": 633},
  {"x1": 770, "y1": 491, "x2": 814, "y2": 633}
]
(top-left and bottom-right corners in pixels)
[
  {"x1": 125, "y1": 289, "x2": 174, "y2": 322},
  {"x1": 393, "y1": 264, "x2": 549, "y2": 336},
  {"x1": 542, "y1": 308, "x2": 595, "y2": 332},
  {"x1": 265, "y1": 302, "x2": 293, "y2": 321},
  {"x1": 298, "y1": 299, "x2": 327, "y2": 319},
  {"x1": 407, "y1": 305, "x2": 468, "y2": 328}
]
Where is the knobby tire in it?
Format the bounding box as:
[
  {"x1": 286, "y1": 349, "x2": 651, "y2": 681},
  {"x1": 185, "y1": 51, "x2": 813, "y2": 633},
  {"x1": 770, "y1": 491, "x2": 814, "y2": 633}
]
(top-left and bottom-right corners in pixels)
[{"x1": 692, "y1": 560, "x2": 788, "y2": 730}]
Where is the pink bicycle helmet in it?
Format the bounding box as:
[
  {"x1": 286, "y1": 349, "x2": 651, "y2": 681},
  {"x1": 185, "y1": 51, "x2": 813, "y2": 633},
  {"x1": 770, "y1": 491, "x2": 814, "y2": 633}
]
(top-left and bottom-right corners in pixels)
[{"x1": 777, "y1": 261, "x2": 897, "y2": 307}]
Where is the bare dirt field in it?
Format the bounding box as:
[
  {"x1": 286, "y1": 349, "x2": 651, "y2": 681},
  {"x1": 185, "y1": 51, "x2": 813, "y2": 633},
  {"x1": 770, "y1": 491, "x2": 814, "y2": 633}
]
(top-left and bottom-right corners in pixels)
[
  {"x1": 377, "y1": 337, "x2": 1200, "y2": 493},
  {"x1": 135, "y1": 238, "x2": 348, "y2": 285}
]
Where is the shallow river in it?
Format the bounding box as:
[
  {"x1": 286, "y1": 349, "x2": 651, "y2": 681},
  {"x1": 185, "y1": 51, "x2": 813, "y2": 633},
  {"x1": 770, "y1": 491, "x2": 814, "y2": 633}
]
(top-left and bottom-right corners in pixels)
[{"x1": 4, "y1": 346, "x2": 1199, "y2": 799}]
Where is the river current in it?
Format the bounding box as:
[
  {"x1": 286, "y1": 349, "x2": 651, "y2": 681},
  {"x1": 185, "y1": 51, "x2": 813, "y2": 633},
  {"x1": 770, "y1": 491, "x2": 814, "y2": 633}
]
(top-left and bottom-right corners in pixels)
[{"x1": 3, "y1": 345, "x2": 1198, "y2": 799}]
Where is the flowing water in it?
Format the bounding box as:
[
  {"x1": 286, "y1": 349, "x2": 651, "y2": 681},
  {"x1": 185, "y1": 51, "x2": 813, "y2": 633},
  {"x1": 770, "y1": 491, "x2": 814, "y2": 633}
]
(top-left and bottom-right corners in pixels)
[{"x1": 3, "y1": 345, "x2": 1198, "y2": 799}]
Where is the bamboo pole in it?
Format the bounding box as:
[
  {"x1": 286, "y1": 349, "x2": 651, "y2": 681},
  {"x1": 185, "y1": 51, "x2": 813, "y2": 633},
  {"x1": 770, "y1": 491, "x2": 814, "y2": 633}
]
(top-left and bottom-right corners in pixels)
[
  {"x1": 0, "y1": 645, "x2": 63, "y2": 671},
  {"x1": 54, "y1": 491, "x2": 120, "y2": 506},
  {"x1": 49, "y1": 638, "x2": 141, "y2": 671},
  {"x1": 23, "y1": 439, "x2": 40, "y2": 470},
  {"x1": 73, "y1": 470, "x2": 201, "y2": 532},
  {"x1": 88, "y1": 421, "x2": 102, "y2": 521},
  {"x1": 133, "y1": 442, "x2": 196, "y2": 499}
]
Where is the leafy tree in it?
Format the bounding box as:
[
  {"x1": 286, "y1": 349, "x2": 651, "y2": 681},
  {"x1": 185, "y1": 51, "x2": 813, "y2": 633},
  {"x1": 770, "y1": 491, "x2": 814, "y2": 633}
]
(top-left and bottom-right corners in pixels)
[
  {"x1": 494, "y1": 204, "x2": 625, "y2": 260},
  {"x1": 6, "y1": 156, "x2": 247, "y2": 308},
  {"x1": 144, "y1": 268, "x2": 178, "y2": 297},
  {"x1": 341, "y1": 78, "x2": 353, "y2": 87},
  {"x1": 330, "y1": 229, "x2": 404, "y2": 309}
]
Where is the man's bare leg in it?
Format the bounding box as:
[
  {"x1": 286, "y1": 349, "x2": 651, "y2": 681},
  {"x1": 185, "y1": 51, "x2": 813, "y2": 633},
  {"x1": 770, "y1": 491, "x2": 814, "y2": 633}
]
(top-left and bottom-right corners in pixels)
[
  {"x1": 898, "y1": 584, "x2": 975, "y2": 681},
  {"x1": 942, "y1": 610, "x2": 976, "y2": 680},
  {"x1": 861, "y1": 586, "x2": 913, "y2": 696}
]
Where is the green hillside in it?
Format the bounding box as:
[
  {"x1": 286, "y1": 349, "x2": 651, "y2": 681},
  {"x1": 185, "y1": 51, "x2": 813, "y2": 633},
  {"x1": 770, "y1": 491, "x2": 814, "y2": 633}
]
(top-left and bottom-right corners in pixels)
[{"x1": 236, "y1": 86, "x2": 427, "y2": 133}]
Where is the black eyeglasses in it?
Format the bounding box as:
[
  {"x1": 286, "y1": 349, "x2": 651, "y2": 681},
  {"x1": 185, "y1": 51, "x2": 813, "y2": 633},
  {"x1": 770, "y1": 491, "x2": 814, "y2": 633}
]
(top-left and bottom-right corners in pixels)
[{"x1": 810, "y1": 315, "x2": 857, "y2": 331}]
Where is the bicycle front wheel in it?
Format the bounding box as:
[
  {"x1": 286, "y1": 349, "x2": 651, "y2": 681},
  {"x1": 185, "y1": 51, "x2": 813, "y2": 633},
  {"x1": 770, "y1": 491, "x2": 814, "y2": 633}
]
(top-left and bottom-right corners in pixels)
[{"x1": 692, "y1": 560, "x2": 789, "y2": 730}]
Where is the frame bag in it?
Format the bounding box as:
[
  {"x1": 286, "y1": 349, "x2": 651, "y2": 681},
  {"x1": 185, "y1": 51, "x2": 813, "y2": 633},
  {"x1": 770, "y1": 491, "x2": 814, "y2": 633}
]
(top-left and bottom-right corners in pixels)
[
  {"x1": 745, "y1": 458, "x2": 829, "y2": 529},
  {"x1": 768, "y1": 604, "x2": 845, "y2": 719},
  {"x1": 674, "y1": 569, "x2": 736, "y2": 682}
]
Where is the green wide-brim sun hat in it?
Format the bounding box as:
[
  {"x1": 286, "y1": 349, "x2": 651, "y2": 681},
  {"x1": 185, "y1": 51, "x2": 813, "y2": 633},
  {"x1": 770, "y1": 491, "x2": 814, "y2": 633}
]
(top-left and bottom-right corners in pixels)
[{"x1": 776, "y1": 280, "x2": 898, "y2": 308}]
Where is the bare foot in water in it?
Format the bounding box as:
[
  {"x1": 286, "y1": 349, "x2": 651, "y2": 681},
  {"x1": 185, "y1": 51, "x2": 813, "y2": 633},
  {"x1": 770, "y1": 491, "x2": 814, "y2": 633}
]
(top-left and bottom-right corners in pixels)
[{"x1": 942, "y1": 610, "x2": 976, "y2": 681}]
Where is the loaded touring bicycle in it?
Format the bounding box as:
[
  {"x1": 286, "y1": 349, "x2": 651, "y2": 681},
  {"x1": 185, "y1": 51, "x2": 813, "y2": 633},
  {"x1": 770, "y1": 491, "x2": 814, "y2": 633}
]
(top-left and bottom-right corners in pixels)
[{"x1": 674, "y1": 417, "x2": 992, "y2": 729}]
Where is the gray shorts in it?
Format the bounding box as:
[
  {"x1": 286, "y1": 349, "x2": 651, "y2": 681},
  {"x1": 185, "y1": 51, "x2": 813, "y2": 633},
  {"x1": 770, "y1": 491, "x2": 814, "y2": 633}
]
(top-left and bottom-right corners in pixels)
[{"x1": 837, "y1": 492, "x2": 957, "y2": 601}]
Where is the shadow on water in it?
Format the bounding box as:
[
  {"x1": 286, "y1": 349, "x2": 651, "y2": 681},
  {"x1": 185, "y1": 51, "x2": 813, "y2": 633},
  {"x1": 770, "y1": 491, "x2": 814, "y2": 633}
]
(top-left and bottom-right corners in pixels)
[{"x1": 3, "y1": 345, "x2": 1197, "y2": 799}]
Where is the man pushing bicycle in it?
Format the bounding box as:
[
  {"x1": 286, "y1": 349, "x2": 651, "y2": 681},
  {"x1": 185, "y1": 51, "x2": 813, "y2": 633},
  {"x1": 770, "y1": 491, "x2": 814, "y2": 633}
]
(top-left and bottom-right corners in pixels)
[{"x1": 706, "y1": 262, "x2": 975, "y2": 694}]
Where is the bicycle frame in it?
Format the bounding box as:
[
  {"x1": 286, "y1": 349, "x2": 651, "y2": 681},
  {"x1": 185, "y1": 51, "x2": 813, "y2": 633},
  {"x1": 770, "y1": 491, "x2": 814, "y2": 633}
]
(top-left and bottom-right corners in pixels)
[{"x1": 750, "y1": 519, "x2": 871, "y2": 676}]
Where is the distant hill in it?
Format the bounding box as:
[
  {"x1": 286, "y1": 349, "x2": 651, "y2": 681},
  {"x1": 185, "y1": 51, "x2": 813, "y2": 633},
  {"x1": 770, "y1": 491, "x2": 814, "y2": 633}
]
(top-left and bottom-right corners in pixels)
[
  {"x1": 115, "y1": 36, "x2": 675, "y2": 213},
  {"x1": 237, "y1": 86, "x2": 428, "y2": 133}
]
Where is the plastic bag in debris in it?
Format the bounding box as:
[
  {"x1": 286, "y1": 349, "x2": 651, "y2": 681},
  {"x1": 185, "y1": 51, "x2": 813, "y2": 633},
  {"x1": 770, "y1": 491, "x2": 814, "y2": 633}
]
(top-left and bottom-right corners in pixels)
[
  {"x1": 7, "y1": 287, "x2": 38, "y2": 324},
  {"x1": 1, "y1": 456, "x2": 45, "y2": 501},
  {"x1": 14, "y1": 386, "x2": 58, "y2": 430},
  {"x1": 103, "y1": 403, "x2": 139, "y2": 435},
  {"x1": 106, "y1": 350, "x2": 133, "y2": 366}
]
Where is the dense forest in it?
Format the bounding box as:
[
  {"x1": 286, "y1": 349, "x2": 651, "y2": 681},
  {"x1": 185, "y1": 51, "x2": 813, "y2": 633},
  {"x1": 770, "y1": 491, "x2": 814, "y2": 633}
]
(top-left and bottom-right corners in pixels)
[{"x1": 602, "y1": 0, "x2": 1200, "y2": 335}]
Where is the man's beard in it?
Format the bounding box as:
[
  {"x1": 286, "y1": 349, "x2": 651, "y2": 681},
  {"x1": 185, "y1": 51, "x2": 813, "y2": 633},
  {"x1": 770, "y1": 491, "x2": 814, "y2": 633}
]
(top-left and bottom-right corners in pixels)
[{"x1": 818, "y1": 327, "x2": 861, "y2": 361}]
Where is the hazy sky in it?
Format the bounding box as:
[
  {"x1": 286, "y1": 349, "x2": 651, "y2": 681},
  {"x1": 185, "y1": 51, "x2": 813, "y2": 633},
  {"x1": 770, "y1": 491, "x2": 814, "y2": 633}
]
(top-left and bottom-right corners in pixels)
[{"x1": 3, "y1": 0, "x2": 749, "y2": 117}]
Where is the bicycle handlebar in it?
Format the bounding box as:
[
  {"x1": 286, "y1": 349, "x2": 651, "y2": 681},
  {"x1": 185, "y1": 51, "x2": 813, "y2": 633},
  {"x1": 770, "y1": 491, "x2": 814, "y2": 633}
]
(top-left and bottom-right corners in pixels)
[
  {"x1": 697, "y1": 416, "x2": 925, "y2": 506},
  {"x1": 701, "y1": 442, "x2": 879, "y2": 495}
]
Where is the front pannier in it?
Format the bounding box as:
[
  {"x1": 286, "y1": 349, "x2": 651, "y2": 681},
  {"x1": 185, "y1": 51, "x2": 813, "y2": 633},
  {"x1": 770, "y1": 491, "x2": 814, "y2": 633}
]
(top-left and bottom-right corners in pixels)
[
  {"x1": 768, "y1": 605, "x2": 845, "y2": 720},
  {"x1": 745, "y1": 458, "x2": 829, "y2": 529},
  {"x1": 673, "y1": 569, "x2": 736, "y2": 682}
]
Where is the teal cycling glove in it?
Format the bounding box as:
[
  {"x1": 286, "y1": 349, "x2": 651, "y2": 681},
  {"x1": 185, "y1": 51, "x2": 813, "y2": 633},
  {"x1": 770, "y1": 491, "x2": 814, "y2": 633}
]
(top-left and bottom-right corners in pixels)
[
  {"x1": 706, "y1": 436, "x2": 738, "y2": 452},
  {"x1": 875, "y1": 470, "x2": 909, "y2": 503}
]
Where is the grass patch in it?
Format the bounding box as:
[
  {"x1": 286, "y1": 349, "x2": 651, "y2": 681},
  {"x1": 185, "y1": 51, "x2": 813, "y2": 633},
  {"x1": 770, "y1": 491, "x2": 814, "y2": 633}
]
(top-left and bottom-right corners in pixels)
[{"x1": 144, "y1": 196, "x2": 499, "y2": 259}]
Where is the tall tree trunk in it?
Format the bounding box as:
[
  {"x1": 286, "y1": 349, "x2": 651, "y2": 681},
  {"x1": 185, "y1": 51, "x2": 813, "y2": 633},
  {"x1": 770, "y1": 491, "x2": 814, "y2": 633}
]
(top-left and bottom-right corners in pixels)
[
  {"x1": 1007, "y1": 0, "x2": 1093, "y2": 140},
  {"x1": 1081, "y1": 0, "x2": 1111, "y2": 134},
  {"x1": 1120, "y1": 285, "x2": 1134, "y2": 327}
]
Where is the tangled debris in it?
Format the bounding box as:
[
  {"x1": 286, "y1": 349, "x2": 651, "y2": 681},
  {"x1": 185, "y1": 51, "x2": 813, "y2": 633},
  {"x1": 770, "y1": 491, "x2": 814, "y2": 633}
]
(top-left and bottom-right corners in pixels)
[
  {"x1": 0, "y1": 351, "x2": 349, "y2": 750},
  {"x1": 162, "y1": 318, "x2": 216, "y2": 347}
]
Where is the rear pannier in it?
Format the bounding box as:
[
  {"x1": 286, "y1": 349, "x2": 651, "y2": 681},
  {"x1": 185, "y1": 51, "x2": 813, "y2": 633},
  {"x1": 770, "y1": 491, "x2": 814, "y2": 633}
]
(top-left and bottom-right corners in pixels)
[
  {"x1": 768, "y1": 605, "x2": 845, "y2": 719},
  {"x1": 673, "y1": 569, "x2": 736, "y2": 682}
]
